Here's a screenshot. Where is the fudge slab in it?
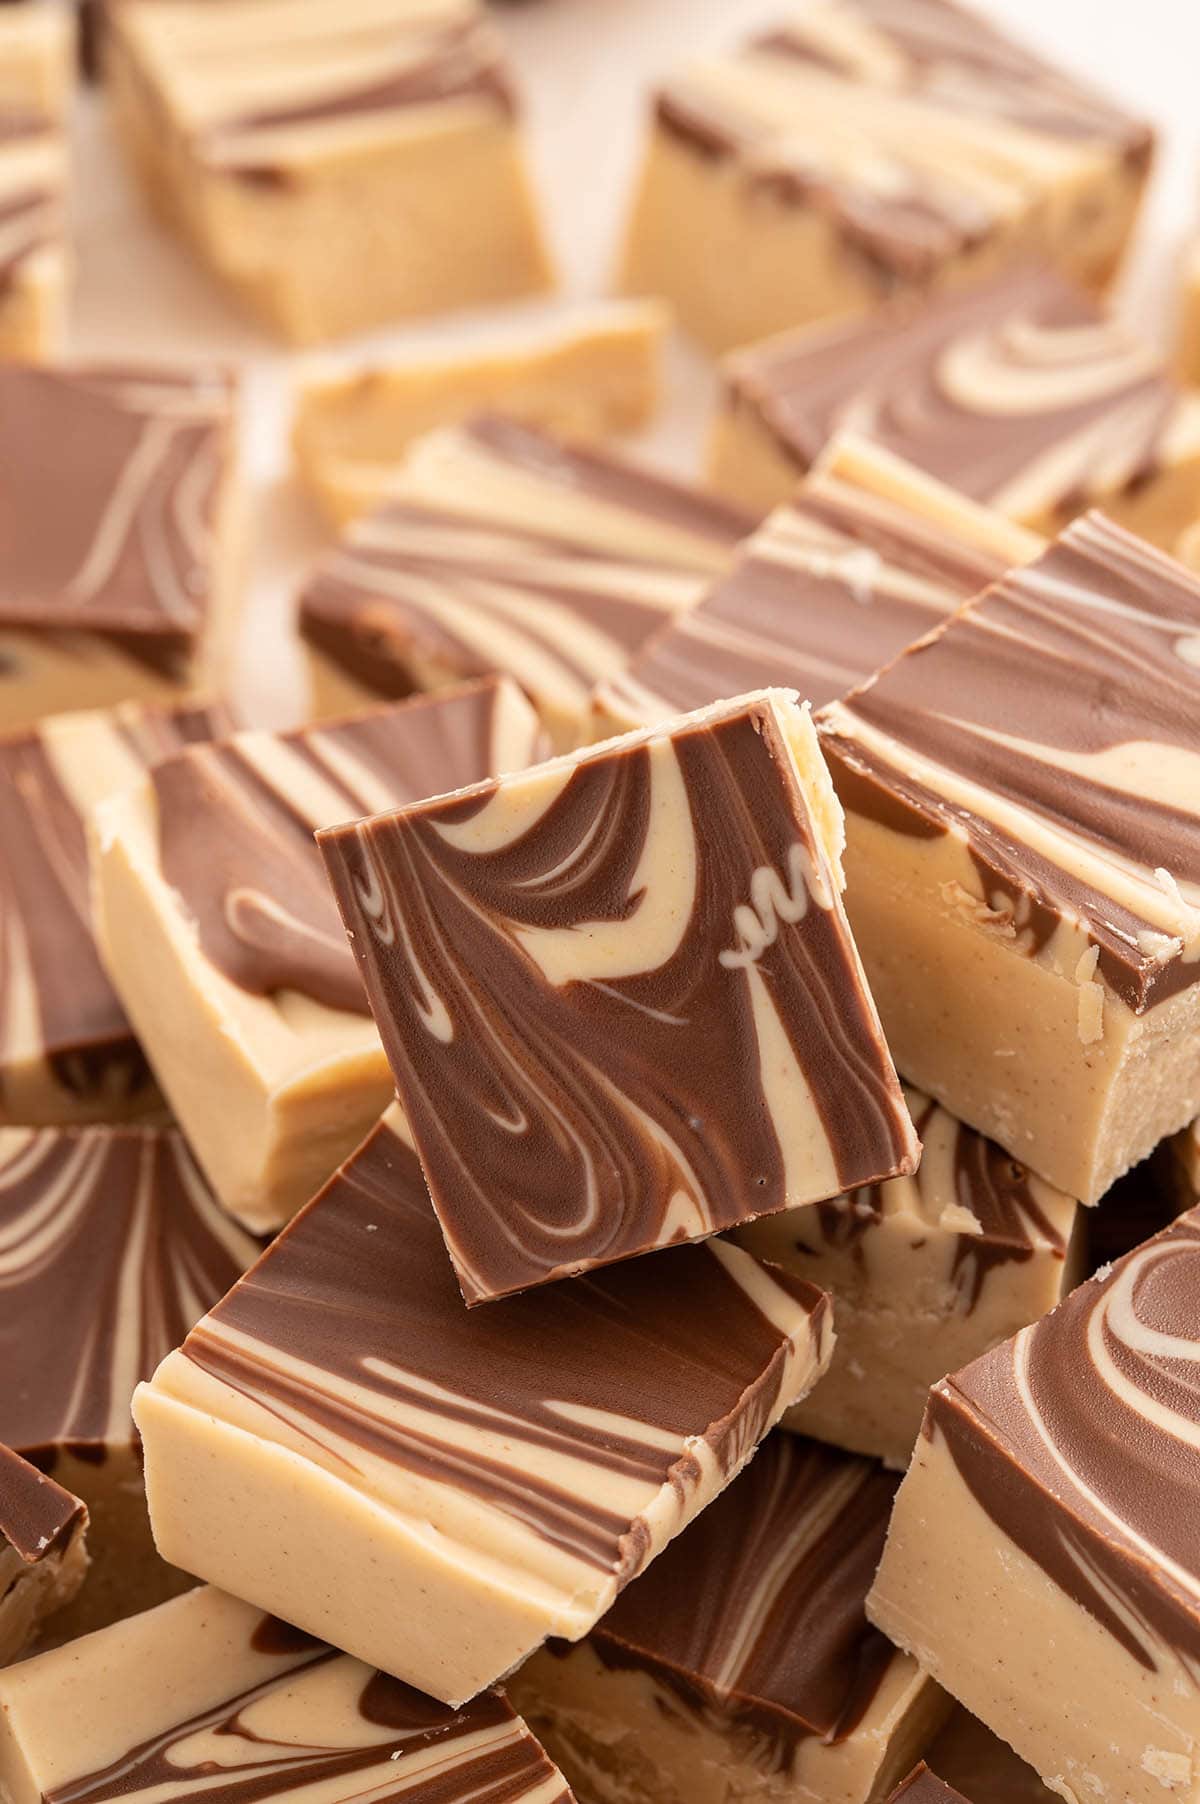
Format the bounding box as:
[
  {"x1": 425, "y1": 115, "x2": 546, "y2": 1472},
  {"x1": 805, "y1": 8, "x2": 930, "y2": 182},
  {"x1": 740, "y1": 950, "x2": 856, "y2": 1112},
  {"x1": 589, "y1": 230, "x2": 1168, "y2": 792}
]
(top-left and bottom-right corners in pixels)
[
  {"x1": 0, "y1": 8, "x2": 70, "y2": 360},
  {"x1": 596, "y1": 436, "x2": 1043, "y2": 734},
  {"x1": 511, "y1": 1434, "x2": 945, "y2": 1804},
  {"x1": 0, "y1": 1122, "x2": 257, "y2": 1640},
  {"x1": 735, "y1": 1088, "x2": 1082, "y2": 1467},
  {"x1": 619, "y1": 0, "x2": 1152, "y2": 354},
  {"x1": 133, "y1": 1103, "x2": 834, "y2": 1705},
  {"x1": 299, "y1": 412, "x2": 752, "y2": 750},
  {"x1": 295, "y1": 301, "x2": 670, "y2": 524},
  {"x1": 0, "y1": 1444, "x2": 87, "y2": 1665},
  {"x1": 319, "y1": 689, "x2": 917, "y2": 1304},
  {"x1": 886, "y1": 1770, "x2": 968, "y2": 1804},
  {"x1": 711, "y1": 266, "x2": 1200, "y2": 549},
  {"x1": 93, "y1": 678, "x2": 542, "y2": 1232},
  {"x1": 106, "y1": 0, "x2": 552, "y2": 345},
  {"x1": 868, "y1": 1204, "x2": 1200, "y2": 1802},
  {"x1": 0, "y1": 698, "x2": 231, "y2": 1125},
  {"x1": 819, "y1": 512, "x2": 1200, "y2": 1204},
  {"x1": 0, "y1": 1586, "x2": 576, "y2": 1804},
  {"x1": 0, "y1": 363, "x2": 239, "y2": 727}
]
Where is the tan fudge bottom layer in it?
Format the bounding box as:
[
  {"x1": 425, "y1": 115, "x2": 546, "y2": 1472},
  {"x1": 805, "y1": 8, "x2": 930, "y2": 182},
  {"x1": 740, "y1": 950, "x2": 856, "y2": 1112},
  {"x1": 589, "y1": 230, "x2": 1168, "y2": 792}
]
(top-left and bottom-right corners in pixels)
[
  {"x1": 0, "y1": 1523, "x2": 87, "y2": 1666},
  {"x1": 0, "y1": 250, "x2": 64, "y2": 363}
]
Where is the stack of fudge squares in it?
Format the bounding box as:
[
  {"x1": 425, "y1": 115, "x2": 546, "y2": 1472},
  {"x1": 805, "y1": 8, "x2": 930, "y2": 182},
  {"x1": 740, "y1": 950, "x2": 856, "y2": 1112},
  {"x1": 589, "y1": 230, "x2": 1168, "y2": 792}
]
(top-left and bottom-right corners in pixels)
[{"x1": 8, "y1": 4, "x2": 1200, "y2": 1804}]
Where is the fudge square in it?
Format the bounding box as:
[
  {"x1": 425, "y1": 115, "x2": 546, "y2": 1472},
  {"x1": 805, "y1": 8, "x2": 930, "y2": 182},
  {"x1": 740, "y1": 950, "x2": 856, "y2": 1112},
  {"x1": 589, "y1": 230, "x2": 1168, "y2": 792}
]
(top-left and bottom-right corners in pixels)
[
  {"x1": 0, "y1": 7, "x2": 71, "y2": 360},
  {"x1": 868, "y1": 1205, "x2": 1200, "y2": 1803},
  {"x1": 710, "y1": 266, "x2": 1200, "y2": 548},
  {"x1": 510, "y1": 1434, "x2": 946, "y2": 1804},
  {"x1": 818, "y1": 512, "x2": 1200, "y2": 1206},
  {"x1": 318, "y1": 689, "x2": 918, "y2": 1305},
  {"x1": 887, "y1": 1771, "x2": 969, "y2": 1804},
  {"x1": 0, "y1": 363, "x2": 238, "y2": 730},
  {"x1": 105, "y1": 0, "x2": 552, "y2": 346},
  {"x1": 0, "y1": 1586, "x2": 576, "y2": 1804},
  {"x1": 0, "y1": 1445, "x2": 88, "y2": 1666},
  {"x1": 92, "y1": 678, "x2": 543, "y2": 1233},
  {"x1": 132, "y1": 1104, "x2": 833, "y2": 1705},
  {"x1": 619, "y1": 0, "x2": 1152, "y2": 355}
]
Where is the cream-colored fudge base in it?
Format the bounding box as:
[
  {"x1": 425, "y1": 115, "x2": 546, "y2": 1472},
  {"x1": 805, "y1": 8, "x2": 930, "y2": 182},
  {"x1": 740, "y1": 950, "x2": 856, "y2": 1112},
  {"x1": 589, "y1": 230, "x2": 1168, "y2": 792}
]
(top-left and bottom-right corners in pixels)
[
  {"x1": 0, "y1": 250, "x2": 65, "y2": 363},
  {"x1": 93, "y1": 786, "x2": 394, "y2": 1233},
  {"x1": 869, "y1": 1429, "x2": 1200, "y2": 1803},
  {"x1": 304, "y1": 645, "x2": 397, "y2": 724},
  {"x1": 839, "y1": 814, "x2": 1200, "y2": 1203},
  {"x1": 0, "y1": 1524, "x2": 87, "y2": 1667},
  {"x1": 706, "y1": 404, "x2": 806, "y2": 516},
  {"x1": 0, "y1": 1048, "x2": 162, "y2": 1129},
  {"x1": 510, "y1": 1638, "x2": 947, "y2": 1804}
]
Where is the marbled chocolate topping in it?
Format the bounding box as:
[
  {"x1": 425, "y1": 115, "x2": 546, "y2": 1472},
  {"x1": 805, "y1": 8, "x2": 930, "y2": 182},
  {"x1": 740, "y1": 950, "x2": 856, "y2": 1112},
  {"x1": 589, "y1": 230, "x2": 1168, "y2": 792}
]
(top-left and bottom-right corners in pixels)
[
  {"x1": 0, "y1": 364, "x2": 234, "y2": 661},
  {"x1": 318, "y1": 691, "x2": 917, "y2": 1304},
  {"x1": 0, "y1": 1124, "x2": 257, "y2": 1464},
  {"x1": 887, "y1": 1765, "x2": 971, "y2": 1804},
  {"x1": 152, "y1": 680, "x2": 543, "y2": 1014},
  {"x1": 726, "y1": 268, "x2": 1181, "y2": 522},
  {"x1": 182, "y1": 1107, "x2": 831, "y2": 1590},
  {"x1": 582, "y1": 1435, "x2": 903, "y2": 1762},
  {"x1": 928, "y1": 1204, "x2": 1200, "y2": 1674},
  {"x1": 0, "y1": 1441, "x2": 84, "y2": 1564},
  {"x1": 820, "y1": 512, "x2": 1200, "y2": 1011}
]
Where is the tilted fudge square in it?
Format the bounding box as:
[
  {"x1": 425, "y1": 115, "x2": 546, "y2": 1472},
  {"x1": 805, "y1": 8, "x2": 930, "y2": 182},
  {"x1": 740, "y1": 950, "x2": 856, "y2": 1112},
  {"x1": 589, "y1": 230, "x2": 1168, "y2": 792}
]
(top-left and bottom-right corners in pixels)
[
  {"x1": 0, "y1": 698, "x2": 231, "y2": 1125},
  {"x1": 92, "y1": 678, "x2": 542, "y2": 1232},
  {"x1": 595, "y1": 435, "x2": 1043, "y2": 735},
  {"x1": 710, "y1": 267, "x2": 1200, "y2": 550},
  {"x1": 0, "y1": 7, "x2": 70, "y2": 360},
  {"x1": 619, "y1": 0, "x2": 1152, "y2": 355},
  {"x1": 0, "y1": 1586, "x2": 577, "y2": 1804},
  {"x1": 319, "y1": 689, "x2": 918, "y2": 1305},
  {"x1": 133, "y1": 1104, "x2": 833, "y2": 1704},
  {"x1": 299, "y1": 413, "x2": 751, "y2": 749},
  {"x1": 0, "y1": 1123, "x2": 257, "y2": 1642},
  {"x1": 886, "y1": 1770, "x2": 969, "y2": 1804},
  {"x1": 0, "y1": 1445, "x2": 87, "y2": 1665},
  {"x1": 106, "y1": 0, "x2": 553, "y2": 345},
  {"x1": 819, "y1": 513, "x2": 1200, "y2": 1205},
  {"x1": 869, "y1": 1204, "x2": 1200, "y2": 1803},
  {"x1": 735, "y1": 1088, "x2": 1082, "y2": 1467},
  {"x1": 0, "y1": 363, "x2": 238, "y2": 728},
  {"x1": 511, "y1": 1434, "x2": 946, "y2": 1804}
]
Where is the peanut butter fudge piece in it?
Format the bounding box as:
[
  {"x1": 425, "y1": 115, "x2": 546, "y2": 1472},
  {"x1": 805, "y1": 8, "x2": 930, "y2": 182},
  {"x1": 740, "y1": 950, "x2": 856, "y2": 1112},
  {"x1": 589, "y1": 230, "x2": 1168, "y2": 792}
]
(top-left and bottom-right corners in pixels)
[
  {"x1": 319, "y1": 690, "x2": 917, "y2": 1304},
  {"x1": 869, "y1": 1205, "x2": 1200, "y2": 1803},
  {"x1": 596, "y1": 437, "x2": 1042, "y2": 735},
  {"x1": 710, "y1": 267, "x2": 1200, "y2": 547},
  {"x1": 133, "y1": 1104, "x2": 834, "y2": 1703},
  {"x1": 735, "y1": 1089, "x2": 1082, "y2": 1467},
  {"x1": 0, "y1": 698, "x2": 231, "y2": 1126},
  {"x1": 0, "y1": 1445, "x2": 87, "y2": 1665},
  {"x1": 299, "y1": 413, "x2": 751, "y2": 749},
  {"x1": 819, "y1": 513, "x2": 1200, "y2": 1204},
  {"x1": 0, "y1": 363, "x2": 239, "y2": 727},
  {"x1": 93, "y1": 679, "x2": 541, "y2": 1232},
  {"x1": 886, "y1": 1769, "x2": 968, "y2": 1804},
  {"x1": 0, "y1": 1123, "x2": 257, "y2": 1641},
  {"x1": 106, "y1": 0, "x2": 552, "y2": 346},
  {"x1": 295, "y1": 302, "x2": 670, "y2": 524},
  {"x1": 511, "y1": 1434, "x2": 945, "y2": 1804},
  {"x1": 0, "y1": 1586, "x2": 576, "y2": 1804},
  {"x1": 0, "y1": 8, "x2": 70, "y2": 360},
  {"x1": 620, "y1": 1, "x2": 1152, "y2": 356}
]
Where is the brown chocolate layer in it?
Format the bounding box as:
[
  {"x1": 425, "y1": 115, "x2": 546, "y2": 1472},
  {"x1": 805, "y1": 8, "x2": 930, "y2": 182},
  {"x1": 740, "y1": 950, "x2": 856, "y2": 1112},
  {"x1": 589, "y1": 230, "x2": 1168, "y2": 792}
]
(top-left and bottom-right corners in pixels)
[
  {"x1": 0, "y1": 1441, "x2": 84, "y2": 1564},
  {"x1": 887, "y1": 1765, "x2": 971, "y2": 1804}
]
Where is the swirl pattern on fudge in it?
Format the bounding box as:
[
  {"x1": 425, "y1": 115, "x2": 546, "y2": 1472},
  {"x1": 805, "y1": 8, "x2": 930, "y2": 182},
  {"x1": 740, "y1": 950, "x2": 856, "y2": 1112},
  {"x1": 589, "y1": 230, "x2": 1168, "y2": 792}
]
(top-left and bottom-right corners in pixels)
[{"x1": 318, "y1": 691, "x2": 916, "y2": 1302}]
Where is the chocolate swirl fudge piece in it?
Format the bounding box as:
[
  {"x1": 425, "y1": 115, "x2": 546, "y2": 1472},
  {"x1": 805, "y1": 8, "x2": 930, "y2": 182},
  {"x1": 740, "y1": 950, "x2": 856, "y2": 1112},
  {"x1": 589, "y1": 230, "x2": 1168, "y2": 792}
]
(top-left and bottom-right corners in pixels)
[
  {"x1": 869, "y1": 1204, "x2": 1200, "y2": 1802},
  {"x1": 736, "y1": 1087, "x2": 1081, "y2": 1468},
  {"x1": 711, "y1": 266, "x2": 1200, "y2": 548},
  {"x1": 93, "y1": 679, "x2": 542, "y2": 1232},
  {"x1": 0, "y1": 1123, "x2": 257, "y2": 1641},
  {"x1": 0, "y1": 1445, "x2": 87, "y2": 1666},
  {"x1": 133, "y1": 1104, "x2": 833, "y2": 1703},
  {"x1": 318, "y1": 689, "x2": 917, "y2": 1304},
  {"x1": 0, "y1": 363, "x2": 238, "y2": 728},
  {"x1": 596, "y1": 436, "x2": 1042, "y2": 734},
  {"x1": 887, "y1": 1770, "x2": 970, "y2": 1804},
  {"x1": 819, "y1": 513, "x2": 1200, "y2": 1204},
  {"x1": 620, "y1": 0, "x2": 1152, "y2": 355},
  {"x1": 299, "y1": 413, "x2": 751, "y2": 749},
  {"x1": 0, "y1": 8, "x2": 70, "y2": 360},
  {"x1": 511, "y1": 1434, "x2": 946, "y2": 1804},
  {"x1": 105, "y1": 0, "x2": 551, "y2": 345},
  {"x1": 0, "y1": 1586, "x2": 577, "y2": 1804},
  {"x1": 0, "y1": 697, "x2": 231, "y2": 1125}
]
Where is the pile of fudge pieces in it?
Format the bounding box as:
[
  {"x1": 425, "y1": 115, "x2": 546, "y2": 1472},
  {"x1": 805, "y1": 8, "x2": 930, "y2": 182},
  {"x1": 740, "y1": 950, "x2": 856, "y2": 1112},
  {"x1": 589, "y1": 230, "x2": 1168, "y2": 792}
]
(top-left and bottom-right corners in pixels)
[{"x1": 6, "y1": 3, "x2": 1200, "y2": 1804}]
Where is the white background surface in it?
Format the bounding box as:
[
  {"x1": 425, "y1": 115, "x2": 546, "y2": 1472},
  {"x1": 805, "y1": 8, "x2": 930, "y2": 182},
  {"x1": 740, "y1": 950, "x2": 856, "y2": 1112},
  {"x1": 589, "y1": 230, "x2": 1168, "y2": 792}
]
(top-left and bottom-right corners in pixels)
[{"x1": 65, "y1": 0, "x2": 1200, "y2": 725}]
